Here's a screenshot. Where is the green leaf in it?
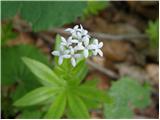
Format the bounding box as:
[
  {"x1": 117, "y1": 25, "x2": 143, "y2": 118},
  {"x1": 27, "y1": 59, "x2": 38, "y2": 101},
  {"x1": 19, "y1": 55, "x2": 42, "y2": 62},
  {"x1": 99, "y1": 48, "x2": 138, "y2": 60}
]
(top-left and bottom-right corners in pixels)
[
  {"x1": 18, "y1": 109, "x2": 42, "y2": 119},
  {"x1": 2, "y1": 1, "x2": 87, "y2": 31},
  {"x1": 146, "y1": 19, "x2": 159, "y2": 49},
  {"x1": 1, "y1": 44, "x2": 50, "y2": 117},
  {"x1": 22, "y1": 57, "x2": 66, "y2": 87},
  {"x1": 14, "y1": 87, "x2": 59, "y2": 106},
  {"x1": 84, "y1": 79, "x2": 99, "y2": 87},
  {"x1": 104, "y1": 77, "x2": 151, "y2": 119},
  {"x1": 67, "y1": 93, "x2": 90, "y2": 118},
  {"x1": 45, "y1": 91, "x2": 66, "y2": 119},
  {"x1": 54, "y1": 34, "x2": 62, "y2": 51},
  {"x1": 1, "y1": 45, "x2": 50, "y2": 101},
  {"x1": 83, "y1": 1, "x2": 109, "y2": 17},
  {"x1": 71, "y1": 59, "x2": 88, "y2": 85},
  {"x1": 1, "y1": 1, "x2": 21, "y2": 20},
  {"x1": 82, "y1": 97, "x2": 100, "y2": 110},
  {"x1": 1, "y1": 44, "x2": 49, "y2": 85},
  {"x1": 77, "y1": 85, "x2": 112, "y2": 104}
]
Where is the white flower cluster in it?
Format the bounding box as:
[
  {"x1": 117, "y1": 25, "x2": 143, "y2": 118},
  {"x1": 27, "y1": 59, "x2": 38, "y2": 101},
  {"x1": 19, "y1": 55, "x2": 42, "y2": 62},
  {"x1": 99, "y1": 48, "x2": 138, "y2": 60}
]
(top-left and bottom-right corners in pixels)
[{"x1": 52, "y1": 25, "x2": 103, "y2": 67}]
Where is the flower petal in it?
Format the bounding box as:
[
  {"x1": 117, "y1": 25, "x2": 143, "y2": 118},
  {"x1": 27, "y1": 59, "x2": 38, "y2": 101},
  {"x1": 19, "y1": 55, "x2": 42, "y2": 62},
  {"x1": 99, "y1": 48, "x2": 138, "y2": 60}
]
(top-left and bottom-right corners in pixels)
[
  {"x1": 88, "y1": 44, "x2": 97, "y2": 50},
  {"x1": 51, "y1": 51, "x2": 60, "y2": 56},
  {"x1": 63, "y1": 54, "x2": 71, "y2": 58},
  {"x1": 98, "y1": 42, "x2": 103, "y2": 48},
  {"x1": 71, "y1": 39, "x2": 79, "y2": 43},
  {"x1": 75, "y1": 43, "x2": 84, "y2": 50},
  {"x1": 83, "y1": 37, "x2": 89, "y2": 47},
  {"x1": 70, "y1": 47, "x2": 75, "y2": 55},
  {"x1": 80, "y1": 24, "x2": 83, "y2": 30},
  {"x1": 84, "y1": 49, "x2": 89, "y2": 58},
  {"x1": 71, "y1": 57, "x2": 76, "y2": 67},
  {"x1": 61, "y1": 36, "x2": 66, "y2": 43},
  {"x1": 74, "y1": 54, "x2": 81, "y2": 58},
  {"x1": 74, "y1": 25, "x2": 79, "y2": 30},
  {"x1": 83, "y1": 30, "x2": 88, "y2": 35},
  {"x1": 58, "y1": 56, "x2": 63, "y2": 65},
  {"x1": 77, "y1": 32, "x2": 82, "y2": 39},
  {"x1": 65, "y1": 28, "x2": 73, "y2": 33},
  {"x1": 97, "y1": 49, "x2": 103, "y2": 57},
  {"x1": 93, "y1": 39, "x2": 98, "y2": 45},
  {"x1": 64, "y1": 50, "x2": 70, "y2": 54}
]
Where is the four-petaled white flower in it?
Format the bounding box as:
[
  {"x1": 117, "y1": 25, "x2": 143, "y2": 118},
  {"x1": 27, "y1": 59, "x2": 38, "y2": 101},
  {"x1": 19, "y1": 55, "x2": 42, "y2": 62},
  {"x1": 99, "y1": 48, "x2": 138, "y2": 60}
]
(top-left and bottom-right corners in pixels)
[
  {"x1": 69, "y1": 47, "x2": 81, "y2": 67},
  {"x1": 52, "y1": 24, "x2": 103, "y2": 67},
  {"x1": 65, "y1": 24, "x2": 90, "y2": 43},
  {"x1": 91, "y1": 39, "x2": 103, "y2": 57},
  {"x1": 51, "y1": 46, "x2": 70, "y2": 65},
  {"x1": 75, "y1": 39, "x2": 95, "y2": 58}
]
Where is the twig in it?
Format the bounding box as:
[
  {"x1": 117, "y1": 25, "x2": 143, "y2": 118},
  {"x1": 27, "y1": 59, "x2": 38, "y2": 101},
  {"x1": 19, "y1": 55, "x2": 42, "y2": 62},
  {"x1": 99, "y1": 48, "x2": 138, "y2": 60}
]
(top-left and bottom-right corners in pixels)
[
  {"x1": 50, "y1": 28, "x2": 148, "y2": 41},
  {"x1": 86, "y1": 59, "x2": 119, "y2": 79}
]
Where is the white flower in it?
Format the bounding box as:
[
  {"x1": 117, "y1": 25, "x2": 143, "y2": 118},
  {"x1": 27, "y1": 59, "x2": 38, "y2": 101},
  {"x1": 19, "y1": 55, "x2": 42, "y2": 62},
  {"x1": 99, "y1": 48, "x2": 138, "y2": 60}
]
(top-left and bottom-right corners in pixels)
[
  {"x1": 80, "y1": 24, "x2": 89, "y2": 36},
  {"x1": 51, "y1": 46, "x2": 71, "y2": 65},
  {"x1": 61, "y1": 36, "x2": 78, "y2": 48},
  {"x1": 91, "y1": 39, "x2": 103, "y2": 57},
  {"x1": 52, "y1": 24, "x2": 103, "y2": 67},
  {"x1": 65, "y1": 24, "x2": 90, "y2": 42},
  {"x1": 60, "y1": 36, "x2": 71, "y2": 47},
  {"x1": 65, "y1": 25, "x2": 79, "y2": 34},
  {"x1": 69, "y1": 47, "x2": 81, "y2": 67},
  {"x1": 75, "y1": 39, "x2": 95, "y2": 58}
]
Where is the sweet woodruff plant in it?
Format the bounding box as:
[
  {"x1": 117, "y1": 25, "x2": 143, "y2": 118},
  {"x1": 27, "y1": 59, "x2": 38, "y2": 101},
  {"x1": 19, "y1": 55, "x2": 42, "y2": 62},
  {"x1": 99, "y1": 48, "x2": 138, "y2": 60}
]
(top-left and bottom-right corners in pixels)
[{"x1": 14, "y1": 25, "x2": 111, "y2": 119}]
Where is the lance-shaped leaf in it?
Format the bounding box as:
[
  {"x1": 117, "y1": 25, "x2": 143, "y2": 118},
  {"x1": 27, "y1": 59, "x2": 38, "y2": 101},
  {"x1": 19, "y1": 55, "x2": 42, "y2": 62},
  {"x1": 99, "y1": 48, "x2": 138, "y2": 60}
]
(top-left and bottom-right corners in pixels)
[
  {"x1": 71, "y1": 59, "x2": 88, "y2": 85},
  {"x1": 45, "y1": 91, "x2": 66, "y2": 119},
  {"x1": 67, "y1": 93, "x2": 90, "y2": 118},
  {"x1": 76, "y1": 85, "x2": 112, "y2": 104},
  {"x1": 14, "y1": 87, "x2": 59, "y2": 106},
  {"x1": 22, "y1": 57, "x2": 65, "y2": 87}
]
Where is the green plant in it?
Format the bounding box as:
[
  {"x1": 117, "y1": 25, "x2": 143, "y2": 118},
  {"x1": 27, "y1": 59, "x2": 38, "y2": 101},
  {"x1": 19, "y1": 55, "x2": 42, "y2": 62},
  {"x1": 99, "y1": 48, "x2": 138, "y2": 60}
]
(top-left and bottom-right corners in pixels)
[
  {"x1": 1, "y1": 44, "x2": 50, "y2": 118},
  {"x1": 83, "y1": 1, "x2": 109, "y2": 17},
  {"x1": 14, "y1": 26, "x2": 111, "y2": 118},
  {"x1": 146, "y1": 19, "x2": 159, "y2": 49},
  {"x1": 104, "y1": 77, "x2": 151, "y2": 118},
  {"x1": 2, "y1": 1, "x2": 87, "y2": 31}
]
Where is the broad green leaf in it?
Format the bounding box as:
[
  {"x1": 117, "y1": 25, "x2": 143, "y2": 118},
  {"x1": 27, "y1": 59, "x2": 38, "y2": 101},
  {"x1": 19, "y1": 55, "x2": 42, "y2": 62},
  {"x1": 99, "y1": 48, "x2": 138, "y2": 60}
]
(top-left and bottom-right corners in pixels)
[
  {"x1": 83, "y1": 1, "x2": 109, "y2": 17},
  {"x1": 14, "y1": 87, "x2": 59, "y2": 106},
  {"x1": 45, "y1": 91, "x2": 66, "y2": 119},
  {"x1": 1, "y1": 44, "x2": 50, "y2": 102},
  {"x1": 1, "y1": 45, "x2": 49, "y2": 86},
  {"x1": 67, "y1": 93, "x2": 90, "y2": 118},
  {"x1": 1, "y1": 2, "x2": 21, "y2": 19},
  {"x1": 22, "y1": 57, "x2": 66, "y2": 87},
  {"x1": 77, "y1": 85, "x2": 112, "y2": 104},
  {"x1": 104, "y1": 77, "x2": 151, "y2": 119},
  {"x1": 2, "y1": 1, "x2": 87, "y2": 31}
]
